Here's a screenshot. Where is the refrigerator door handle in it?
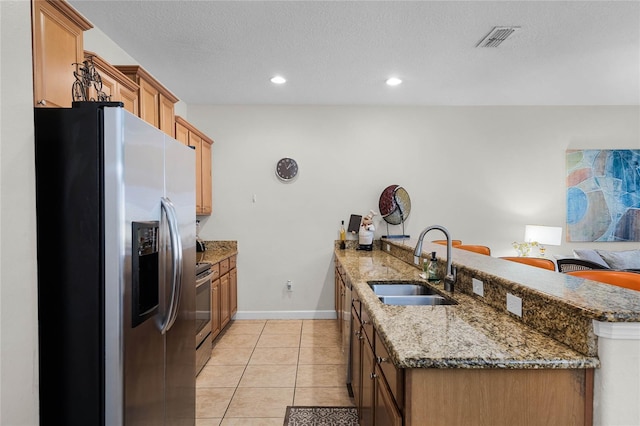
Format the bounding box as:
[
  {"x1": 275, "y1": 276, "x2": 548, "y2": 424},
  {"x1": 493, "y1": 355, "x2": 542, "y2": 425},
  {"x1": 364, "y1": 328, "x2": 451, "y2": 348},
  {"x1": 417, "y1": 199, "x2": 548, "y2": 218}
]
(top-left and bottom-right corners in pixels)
[{"x1": 159, "y1": 197, "x2": 183, "y2": 334}]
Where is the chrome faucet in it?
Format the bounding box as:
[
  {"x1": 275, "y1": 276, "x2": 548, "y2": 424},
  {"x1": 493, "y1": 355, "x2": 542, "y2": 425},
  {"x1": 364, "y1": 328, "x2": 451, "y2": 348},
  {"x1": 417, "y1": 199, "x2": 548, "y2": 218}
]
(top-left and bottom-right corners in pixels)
[{"x1": 413, "y1": 225, "x2": 457, "y2": 292}]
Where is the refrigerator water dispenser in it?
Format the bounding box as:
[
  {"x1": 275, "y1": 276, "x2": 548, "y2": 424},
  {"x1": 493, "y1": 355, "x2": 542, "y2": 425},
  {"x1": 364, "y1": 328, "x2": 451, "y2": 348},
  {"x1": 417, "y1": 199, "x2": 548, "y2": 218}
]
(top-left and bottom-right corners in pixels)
[{"x1": 132, "y1": 221, "x2": 160, "y2": 327}]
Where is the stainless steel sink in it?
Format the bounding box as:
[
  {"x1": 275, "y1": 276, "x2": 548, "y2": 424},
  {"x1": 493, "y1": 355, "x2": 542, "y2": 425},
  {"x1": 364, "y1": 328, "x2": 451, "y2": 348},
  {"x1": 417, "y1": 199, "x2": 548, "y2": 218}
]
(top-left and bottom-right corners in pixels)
[
  {"x1": 367, "y1": 281, "x2": 457, "y2": 306},
  {"x1": 378, "y1": 295, "x2": 457, "y2": 306},
  {"x1": 368, "y1": 281, "x2": 439, "y2": 296}
]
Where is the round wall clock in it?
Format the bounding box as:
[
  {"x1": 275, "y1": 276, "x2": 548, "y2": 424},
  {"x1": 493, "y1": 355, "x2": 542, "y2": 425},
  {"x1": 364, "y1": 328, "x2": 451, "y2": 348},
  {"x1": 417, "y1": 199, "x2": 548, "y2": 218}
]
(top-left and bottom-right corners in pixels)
[{"x1": 275, "y1": 157, "x2": 299, "y2": 182}]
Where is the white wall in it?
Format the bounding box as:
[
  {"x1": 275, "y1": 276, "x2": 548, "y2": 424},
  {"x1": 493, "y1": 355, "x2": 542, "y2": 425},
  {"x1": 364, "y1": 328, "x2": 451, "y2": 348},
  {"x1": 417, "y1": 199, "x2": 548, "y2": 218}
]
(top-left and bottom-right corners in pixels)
[
  {"x1": 187, "y1": 105, "x2": 639, "y2": 316},
  {"x1": 0, "y1": 1, "x2": 40, "y2": 424}
]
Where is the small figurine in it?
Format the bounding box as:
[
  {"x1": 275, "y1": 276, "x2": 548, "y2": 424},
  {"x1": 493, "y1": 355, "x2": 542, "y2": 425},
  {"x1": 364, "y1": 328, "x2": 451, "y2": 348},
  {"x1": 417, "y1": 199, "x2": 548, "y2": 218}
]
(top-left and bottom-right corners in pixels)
[{"x1": 358, "y1": 210, "x2": 376, "y2": 251}]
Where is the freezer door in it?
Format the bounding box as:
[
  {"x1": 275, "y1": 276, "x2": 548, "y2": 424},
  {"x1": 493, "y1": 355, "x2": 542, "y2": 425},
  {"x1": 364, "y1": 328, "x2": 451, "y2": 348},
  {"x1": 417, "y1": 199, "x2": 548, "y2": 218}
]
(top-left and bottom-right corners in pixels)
[
  {"x1": 163, "y1": 135, "x2": 196, "y2": 425},
  {"x1": 104, "y1": 107, "x2": 166, "y2": 425}
]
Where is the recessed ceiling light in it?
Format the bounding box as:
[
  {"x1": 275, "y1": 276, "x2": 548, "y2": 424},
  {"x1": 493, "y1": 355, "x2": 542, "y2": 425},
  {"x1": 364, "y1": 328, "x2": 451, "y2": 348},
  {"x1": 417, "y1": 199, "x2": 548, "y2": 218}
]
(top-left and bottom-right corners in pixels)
[
  {"x1": 270, "y1": 76, "x2": 286, "y2": 84},
  {"x1": 386, "y1": 77, "x2": 402, "y2": 86}
]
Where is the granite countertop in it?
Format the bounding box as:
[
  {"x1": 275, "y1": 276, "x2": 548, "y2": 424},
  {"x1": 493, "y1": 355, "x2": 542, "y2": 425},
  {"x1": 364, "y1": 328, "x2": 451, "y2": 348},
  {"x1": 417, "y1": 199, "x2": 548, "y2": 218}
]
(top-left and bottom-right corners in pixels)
[
  {"x1": 199, "y1": 240, "x2": 237, "y2": 265},
  {"x1": 335, "y1": 247, "x2": 600, "y2": 370}
]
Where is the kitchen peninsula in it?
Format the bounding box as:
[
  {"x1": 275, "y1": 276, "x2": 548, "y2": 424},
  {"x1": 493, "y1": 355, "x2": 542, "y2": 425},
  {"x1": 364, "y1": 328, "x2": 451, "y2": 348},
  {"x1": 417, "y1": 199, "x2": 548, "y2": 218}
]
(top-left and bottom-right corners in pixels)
[{"x1": 335, "y1": 238, "x2": 640, "y2": 426}]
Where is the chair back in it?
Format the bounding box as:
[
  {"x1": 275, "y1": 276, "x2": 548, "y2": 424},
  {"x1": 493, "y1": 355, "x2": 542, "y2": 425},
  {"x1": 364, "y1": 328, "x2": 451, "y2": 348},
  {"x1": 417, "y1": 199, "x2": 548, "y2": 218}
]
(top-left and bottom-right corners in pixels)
[
  {"x1": 557, "y1": 258, "x2": 609, "y2": 273},
  {"x1": 457, "y1": 245, "x2": 491, "y2": 256},
  {"x1": 567, "y1": 270, "x2": 640, "y2": 292},
  {"x1": 500, "y1": 256, "x2": 556, "y2": 271},
  {"x1": 433, "y1": 239, "x2": 462, "y2": 247}
]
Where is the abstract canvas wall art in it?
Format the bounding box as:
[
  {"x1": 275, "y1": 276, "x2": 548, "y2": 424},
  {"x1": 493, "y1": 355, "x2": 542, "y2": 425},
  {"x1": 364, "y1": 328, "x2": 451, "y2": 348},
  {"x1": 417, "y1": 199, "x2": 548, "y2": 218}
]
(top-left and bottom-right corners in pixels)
[{"x1": 566, "y1": 149, "x2": 640, "y2": 242}]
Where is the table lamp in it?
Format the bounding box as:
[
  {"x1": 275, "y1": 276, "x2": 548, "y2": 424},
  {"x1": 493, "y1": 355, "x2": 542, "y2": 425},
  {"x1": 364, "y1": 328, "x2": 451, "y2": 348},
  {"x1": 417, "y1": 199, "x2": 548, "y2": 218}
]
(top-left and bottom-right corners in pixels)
[{"x1": 524, "y1": 225, "x2": 563, "y2": 257}]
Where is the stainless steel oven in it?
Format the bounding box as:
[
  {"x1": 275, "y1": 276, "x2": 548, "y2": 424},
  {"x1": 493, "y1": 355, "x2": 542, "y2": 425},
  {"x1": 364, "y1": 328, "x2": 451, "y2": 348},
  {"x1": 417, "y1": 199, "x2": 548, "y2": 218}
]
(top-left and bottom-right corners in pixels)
[{"x1": 195, "y1": 262, "x2": 213, "y2": 375}]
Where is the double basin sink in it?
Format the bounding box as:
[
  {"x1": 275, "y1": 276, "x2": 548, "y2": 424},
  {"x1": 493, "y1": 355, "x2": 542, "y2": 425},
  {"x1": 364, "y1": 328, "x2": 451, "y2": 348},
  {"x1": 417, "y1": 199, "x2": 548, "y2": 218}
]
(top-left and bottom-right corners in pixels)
[{"x1": 368, "y1": 281, "x2": 457, "y2": 306}]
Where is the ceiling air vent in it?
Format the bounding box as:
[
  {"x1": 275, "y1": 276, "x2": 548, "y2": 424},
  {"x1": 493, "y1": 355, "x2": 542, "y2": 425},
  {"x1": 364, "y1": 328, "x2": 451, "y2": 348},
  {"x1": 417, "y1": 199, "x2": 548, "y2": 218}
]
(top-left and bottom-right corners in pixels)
[{"x1": 476, "y1": 26, "x2": 520, "y2": 48}]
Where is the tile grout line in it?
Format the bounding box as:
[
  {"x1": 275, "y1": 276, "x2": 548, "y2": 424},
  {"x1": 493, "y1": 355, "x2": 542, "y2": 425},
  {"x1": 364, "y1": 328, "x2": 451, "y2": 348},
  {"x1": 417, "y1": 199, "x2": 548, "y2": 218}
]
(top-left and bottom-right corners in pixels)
[
  {"x1": 292, "y1": 321, "x2": 305, "y2": 408},
  {"x1": 218, "y1": 320, "x2": 266, "y2": 423}
]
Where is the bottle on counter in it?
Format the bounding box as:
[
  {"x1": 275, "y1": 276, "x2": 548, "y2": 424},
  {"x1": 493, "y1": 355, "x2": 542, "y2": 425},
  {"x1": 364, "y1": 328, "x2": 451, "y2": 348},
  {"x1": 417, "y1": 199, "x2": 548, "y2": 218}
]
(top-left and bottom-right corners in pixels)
[
  {"x1": 427, "y1": 251, "x2": 438, "y2": 281},
  {"x1": 339, "y1": 220, "x2": 346, "y2": 249}
]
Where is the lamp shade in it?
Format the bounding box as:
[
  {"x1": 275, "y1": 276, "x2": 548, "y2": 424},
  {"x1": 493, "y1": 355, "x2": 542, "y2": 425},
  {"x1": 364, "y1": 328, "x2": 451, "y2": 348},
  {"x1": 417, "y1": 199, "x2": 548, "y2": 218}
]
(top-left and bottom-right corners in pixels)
[{"x1": 524, "y1": 225, "x2": 563, "y2": 246}]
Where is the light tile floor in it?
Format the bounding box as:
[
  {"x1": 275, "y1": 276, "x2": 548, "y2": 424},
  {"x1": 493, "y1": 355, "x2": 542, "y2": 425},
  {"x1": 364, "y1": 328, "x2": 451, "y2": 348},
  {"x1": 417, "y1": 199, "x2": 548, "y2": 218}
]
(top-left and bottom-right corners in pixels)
[{"x1": 196, "y1": 319, "x2": 354, "y2": 425}]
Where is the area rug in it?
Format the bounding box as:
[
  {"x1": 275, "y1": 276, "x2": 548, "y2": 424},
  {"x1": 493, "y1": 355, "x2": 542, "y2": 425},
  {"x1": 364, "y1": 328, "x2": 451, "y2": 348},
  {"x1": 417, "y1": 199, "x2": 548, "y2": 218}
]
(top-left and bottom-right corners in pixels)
[{"x1": 284, "y1": 406, "x2": 358, "y2": 425}]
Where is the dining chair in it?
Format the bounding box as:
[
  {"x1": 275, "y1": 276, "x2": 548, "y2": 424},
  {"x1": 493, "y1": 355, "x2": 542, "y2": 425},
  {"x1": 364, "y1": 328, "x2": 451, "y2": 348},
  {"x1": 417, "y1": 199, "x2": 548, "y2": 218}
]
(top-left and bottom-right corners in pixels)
[
  {"x1": 500, "y1": 256, "x2": 556, "y2": 271},
  {"x1": 567, "y1": 270, "x2": 640, "y2": 292},
  {"x1": 433, "y1": 239, "x2": 462, "y2": 247},
  {"x1": 457, "y1": 245, "x2": 491, "y2": 255}
]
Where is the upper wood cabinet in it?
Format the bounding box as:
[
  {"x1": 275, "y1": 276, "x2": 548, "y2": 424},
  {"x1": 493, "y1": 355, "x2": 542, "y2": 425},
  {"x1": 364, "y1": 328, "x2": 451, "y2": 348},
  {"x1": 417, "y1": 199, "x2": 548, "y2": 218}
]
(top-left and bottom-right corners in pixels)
[
  {"x1": 83, "y1": 51, "x2": 139, "y2": 115},
  {"x1": 32, "y1": 0, "x2": 93, "y2": 108},
  {"x1": 175, "y1": 116, "x2": 214, "y2": 215},
  {"x1": 115, "y1": 65, "x2": 179, "y2": 138}
]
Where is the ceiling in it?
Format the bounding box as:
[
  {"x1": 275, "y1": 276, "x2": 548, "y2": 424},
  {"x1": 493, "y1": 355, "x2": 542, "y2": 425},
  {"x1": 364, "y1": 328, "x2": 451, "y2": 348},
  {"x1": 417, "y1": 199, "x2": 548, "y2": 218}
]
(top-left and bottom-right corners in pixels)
[{"x1": 69, "y1": 1, "x2": 640, "y2": 106}]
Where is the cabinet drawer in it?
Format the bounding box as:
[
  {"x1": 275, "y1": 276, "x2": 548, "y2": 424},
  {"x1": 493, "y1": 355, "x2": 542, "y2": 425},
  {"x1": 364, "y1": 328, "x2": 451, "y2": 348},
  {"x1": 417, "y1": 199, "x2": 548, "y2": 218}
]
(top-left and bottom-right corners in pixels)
[
  {"x1": 229, "y1": 254, "x2": 237, "y2": 269},
  {"x1": 361, "y1": 307, "x2": 374, "y2": 346},
  {"x1": 210, "y1": 263, "x2": 220, "y2": 280},
  {"x1": 375, "y1": 331, "x2": 404, "y2": 408},
  {"x1": 352, "y1": 292, "x2": 361, "y2": 319},
  {"x1": 219, "y1": 258, "x2": 230, "y2": 275}
]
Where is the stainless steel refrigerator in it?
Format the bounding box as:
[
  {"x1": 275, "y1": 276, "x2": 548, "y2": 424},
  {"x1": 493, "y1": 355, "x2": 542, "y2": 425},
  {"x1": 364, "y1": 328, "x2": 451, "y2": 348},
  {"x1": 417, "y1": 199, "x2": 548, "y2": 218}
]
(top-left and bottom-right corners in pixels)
[{"x1": 34, "y1": 102, "x2": 196, "y2": 426}]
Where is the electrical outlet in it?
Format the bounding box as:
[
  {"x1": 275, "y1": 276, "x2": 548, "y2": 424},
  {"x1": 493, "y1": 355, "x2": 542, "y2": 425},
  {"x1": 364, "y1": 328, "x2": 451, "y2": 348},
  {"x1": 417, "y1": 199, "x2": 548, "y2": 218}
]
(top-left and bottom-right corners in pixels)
[
  {"x1": 472, "y1": 278, "x2": 484, "y2": 297},
  {"x1": 386, "y1": 244, "x2": 390, "y2": 252},
  {"x1": 287, "y1": 280, "x2": 292, "y2": 291},
  {"x1": 506, "y1": 293, "x2": 522, "y2": 317},
  {"x1": 414, "y1": 256, "x2": 420, "y2": 266}
]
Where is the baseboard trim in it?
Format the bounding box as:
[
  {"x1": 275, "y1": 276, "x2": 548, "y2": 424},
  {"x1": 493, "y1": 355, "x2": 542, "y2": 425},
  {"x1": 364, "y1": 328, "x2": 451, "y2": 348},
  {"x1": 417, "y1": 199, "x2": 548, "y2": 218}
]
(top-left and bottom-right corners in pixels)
[{"x1": 233, "y1": 310, "x2": 338, "y2": 320}]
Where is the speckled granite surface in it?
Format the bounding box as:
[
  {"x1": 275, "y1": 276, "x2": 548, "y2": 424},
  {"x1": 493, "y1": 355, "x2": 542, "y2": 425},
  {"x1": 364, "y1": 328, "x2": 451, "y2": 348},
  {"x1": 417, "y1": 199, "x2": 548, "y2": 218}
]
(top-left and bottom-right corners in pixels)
[
  {"x1": 199, "y1": 240, "x2": 237, "y2": 264},
  {"x1": 335, "y1": 247, "x2": 600, "y2": 370},
  {"x1": 380, "y1": 238, "x2": 640, "y2": 356}
]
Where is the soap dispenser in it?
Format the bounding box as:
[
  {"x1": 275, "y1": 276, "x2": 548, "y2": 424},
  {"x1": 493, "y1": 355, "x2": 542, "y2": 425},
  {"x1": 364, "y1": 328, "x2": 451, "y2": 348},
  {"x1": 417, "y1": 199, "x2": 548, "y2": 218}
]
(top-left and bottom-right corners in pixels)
[
  {"x1": 427, "y1": 252, "x2": 438, "y2": 281},
  {"x1": 339, "y1": 220, "x2": 346, "y2": 249}
]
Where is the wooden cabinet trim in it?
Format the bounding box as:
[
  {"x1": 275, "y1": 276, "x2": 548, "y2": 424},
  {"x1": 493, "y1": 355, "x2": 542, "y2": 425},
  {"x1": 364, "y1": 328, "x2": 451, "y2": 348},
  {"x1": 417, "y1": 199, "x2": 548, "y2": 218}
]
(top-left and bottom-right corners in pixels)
[
  {"x1": 85, "y1": 51, "x2": 139, "y2": 92},
  {"x1": 175, "y1": 116, "x2": 214, "y2": 145},
  {"x1": 41, "y1": 0, "x2": 93, "y2": 31},
  {"x1": 115, "y1": 65, "x2": 179, "y2": 103}
]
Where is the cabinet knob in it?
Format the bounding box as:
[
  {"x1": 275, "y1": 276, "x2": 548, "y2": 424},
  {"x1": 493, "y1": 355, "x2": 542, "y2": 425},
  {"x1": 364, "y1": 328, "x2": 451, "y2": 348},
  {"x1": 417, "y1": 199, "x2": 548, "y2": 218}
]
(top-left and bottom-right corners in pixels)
[
  {"x1": 37, "y1": 99, "x2": 47, "y2": 106},
  {"x1": 377, "y1": 356, "x2": 388, "y2": 364},
  {"x1": 370, "y1": 372, "x2": 377, "y2": 379}
]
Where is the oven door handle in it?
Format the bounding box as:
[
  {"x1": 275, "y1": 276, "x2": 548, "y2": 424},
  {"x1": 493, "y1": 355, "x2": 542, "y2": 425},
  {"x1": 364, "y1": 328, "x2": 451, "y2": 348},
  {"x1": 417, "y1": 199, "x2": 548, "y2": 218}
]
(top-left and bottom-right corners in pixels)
[{"x1": 196, "y1": 270, "x2": 215, "y2": 288}]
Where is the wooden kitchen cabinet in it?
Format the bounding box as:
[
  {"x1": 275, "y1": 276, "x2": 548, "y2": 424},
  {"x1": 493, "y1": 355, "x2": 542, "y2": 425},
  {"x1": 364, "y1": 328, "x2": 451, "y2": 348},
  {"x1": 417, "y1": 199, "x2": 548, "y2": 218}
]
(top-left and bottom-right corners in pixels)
[
  {"x1": 200, "y1": 139, "x2": 213, "y2": 214},
  {"x1": 83, "y1": 51, "x2": 139, "y2": 115},
  {"x1": 361, "y1": 330, "x2": 375, "y2": 426},
  {"x1": 348, "y1": 298, "x2": 590, "y2": 426},
  {"x1": 211, "y1": 278, "x2": 221, "y2": 341},
  {"x1": 230, "y1": 267, "x2": 237, "y2": 318},
  {"x1": 174, "y1": 116, "x2": 214, "y2": 215},
  {"x1": 115, "y1": 65, "x2": 178, "y2": 137},
  {"x1": 220, "y1": 273, "x2": 230, "y2": 330},
  {"x1": 210, "y1": 254, "x2": 238, "y2": 344},
  {"x1": 374, "y1": 363, "x2": 402, "y2": 426},
  {"x1": 351, "y1": 306, "x2": 363, "y2": 419},
  {"x1": 351, "y1": 303, "x2": 403, "y2": 426},
  {"x1": 335, "y1": 266, "x2": 345, "y2": 323},
  {"x1": 32, "y1": 0, "x2": 93, "y2": 108}
]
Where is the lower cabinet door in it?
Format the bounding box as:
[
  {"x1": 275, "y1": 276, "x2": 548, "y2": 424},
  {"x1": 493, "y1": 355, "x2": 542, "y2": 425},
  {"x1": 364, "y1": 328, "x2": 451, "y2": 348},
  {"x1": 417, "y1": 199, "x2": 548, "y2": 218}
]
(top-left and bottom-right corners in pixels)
[
  {"x1": 211, "y1": 279, "x2": 221, "y2": 340},
  {"x1": 220, "y1": 274, "x2": 230, "y2": 329},
  {"x1": 351, "y1": 308, "x2": 363, "y2": 415},
  {"x1": 230, "y1": 268, "x2": 237, "y2": 317},
  {"x1": 374, "y1": 364, "x2": 402, "y2": 426},
  {"x1": 361, "y1": 339, "x2": 375, "y2": 425}
]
